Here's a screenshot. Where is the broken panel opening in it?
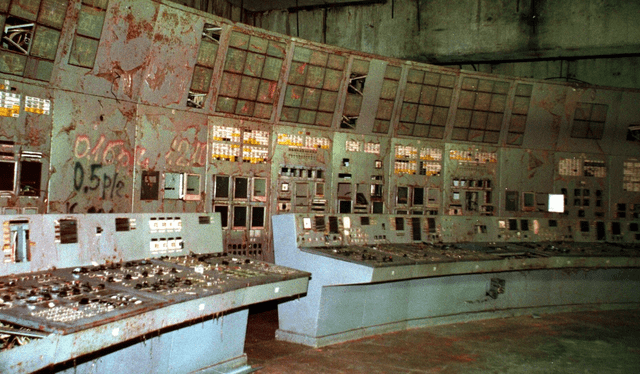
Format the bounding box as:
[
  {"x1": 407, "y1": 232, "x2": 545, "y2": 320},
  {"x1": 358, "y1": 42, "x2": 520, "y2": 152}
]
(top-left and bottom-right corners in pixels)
[
  {"x1": 8, "y1": 220, "x2": 30, "y2": 262},
  {"x1": 397, "y1": 186, "x2": 408, "y2": 205},
  {"x1": 347, "y1": 72, "x2": 366, "y2": 95},
  {"x1": 187, "y1": 23, "x2": 221, "y2": 108},
  {"x1": 413, "y1": 187, "x2": 424, "y2": 206},
  {"x1": 251, "y1": 206, "x2": 265, "y2": 228},
  {"x1": 340, "y1": 115, "x2": 357, "y2": 130},
  {"x1": 233, "y1": 206, "x2": 247, "y2": 228},
  {"x1": 0, "y1": 161, "x2": 16, "y2": 192},
  {"x1": 505, "y1": 190, "x2": 519, "y2": 211},
  {"x1": 487, "y1": 278, "x2": 505, "y2": 299},
  {"x1": 427, "y1": 217, "x2": 436, "y2": 233},
  {"x1": 234, "y1": 177, "x2": 248, "y2": 200},
  {"x1": 612, "y1": 221, "x2": 621, "y2": 236},
  {"x1": 329, "y1": 216, "x2": 339, "y2": 234},
  {"x1": 580, "y1": 220, "x2": 590, "y2": 232},
  {"x1": 2, "y1": 17, "x2": 34, "y2": 55},
  {"x1": 339, "y1": 200, "x2": 351, "y2": 214},
  {"x1": 215, "y1": 175, "x2": 230, "y2": 199},
  {"x1": 355, "y1": 184, "x2": 369, "y2": 206},
  {"x1": 395, "y1": 217, "x2": 404, "y2": 231},
  {"x1": 411, "y1": 217, "x2": 421, "y2": 241},
  {"x1": 627, "y1": 124, "x2": 640, "y2": 142},
  {"x1": 214, "y1": 205, "x2": 229, "y2": 228},
  {"x1": 596, "y1": 221, "x2": 605, "y2": 240},
  {"x1": 371, "y1": 184, "x2": 383, "y2": 198},
  {"x1": 465, "y1": 191, "x2": 478, "y2": 211},
  {"x1": 340, "y1": 68, "x2": 367, "y2": 129}
]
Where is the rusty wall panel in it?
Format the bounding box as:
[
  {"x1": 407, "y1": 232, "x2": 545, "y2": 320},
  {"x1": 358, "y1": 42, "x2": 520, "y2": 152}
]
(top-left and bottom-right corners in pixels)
[
  {"x1": 134, "y1": 105, "x2": 209, "y2": 212},
  {"x1": 519, "y1": 82, "x2": 566, "y2": 151},
  {"x1": 552, "y1": 86, "x2": 622, "y2": 155},
  {"x1": 52, "y1": 0, "x2": 159, "y2": 100},
  {"x1": 138, "y1": 4, "x2": 202, "y2": 107},
  {"x1": 48, "y1": 92, "x2": 136, "y2": 213}
]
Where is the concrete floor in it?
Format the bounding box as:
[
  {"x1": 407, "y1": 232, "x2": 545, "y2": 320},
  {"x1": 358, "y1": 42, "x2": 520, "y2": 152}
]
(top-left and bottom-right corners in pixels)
[{"x1": 245, "y1": 305, "x2": 640, "y2": 373}]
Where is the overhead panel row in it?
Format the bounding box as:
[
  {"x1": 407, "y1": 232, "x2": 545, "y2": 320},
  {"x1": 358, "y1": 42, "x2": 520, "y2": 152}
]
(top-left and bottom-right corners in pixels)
[{"x1": 0, "y1": 0, "x2": 637, "y2": 155}]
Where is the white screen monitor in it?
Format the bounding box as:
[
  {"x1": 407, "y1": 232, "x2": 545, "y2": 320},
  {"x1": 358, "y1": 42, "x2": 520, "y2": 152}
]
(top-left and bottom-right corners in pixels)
[{"x1": 548, "y1": 194, "x2": 565, "y2": 213}]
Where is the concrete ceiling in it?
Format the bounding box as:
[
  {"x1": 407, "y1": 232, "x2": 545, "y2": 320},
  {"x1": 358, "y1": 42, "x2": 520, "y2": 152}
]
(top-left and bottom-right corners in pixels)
[{"x1": 227, "y1": 0, "x2": 385, "y2": 12}]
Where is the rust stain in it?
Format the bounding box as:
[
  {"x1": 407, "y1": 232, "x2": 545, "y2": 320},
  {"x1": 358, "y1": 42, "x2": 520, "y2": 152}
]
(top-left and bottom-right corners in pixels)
[
  {"x1": 146, "y1": 65, "x2": 169, "y2": 91},
  {"x1": 95, "y1": 63, "x2": 143, "y2": 98},
  {"x1": 297, "y1": 63, "x2": 307, "y2": 74},
  {"x1": 450, "y1": 353, "x2": 478, "y2": 362},
  {"x1": 25, "y1": 120, "x2": 45, "y2": 147},
  {"x1": 125, "y1": 13, "x2": 154, "y2": 41}
]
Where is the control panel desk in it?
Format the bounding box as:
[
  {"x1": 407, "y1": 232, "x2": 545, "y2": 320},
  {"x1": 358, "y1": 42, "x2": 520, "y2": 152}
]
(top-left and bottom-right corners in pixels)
[
  {"x1": 273, "y1": 213, "x2": 640, "y2": 347},
  {"x1": 0, "y1": 214, "x2": 310, "y2": 373}
]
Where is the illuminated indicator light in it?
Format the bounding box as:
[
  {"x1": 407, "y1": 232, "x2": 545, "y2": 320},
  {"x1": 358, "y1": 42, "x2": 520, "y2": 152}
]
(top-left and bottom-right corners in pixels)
[{"x1": 0, "y1": 92, "x2": 20, "y2": 118}]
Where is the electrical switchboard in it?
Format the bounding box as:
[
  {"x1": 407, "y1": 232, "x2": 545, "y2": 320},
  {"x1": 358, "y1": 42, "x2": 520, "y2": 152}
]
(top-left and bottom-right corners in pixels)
[
  {"x1": 0, "y1": 0, "x2": 637, "y2": 265},
  {"x1": 273, "y1": 213, "x2": 640, "y2": 347},
  {"x1": 0, "y1": 213, "x2": 310, "y2": 373}
]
